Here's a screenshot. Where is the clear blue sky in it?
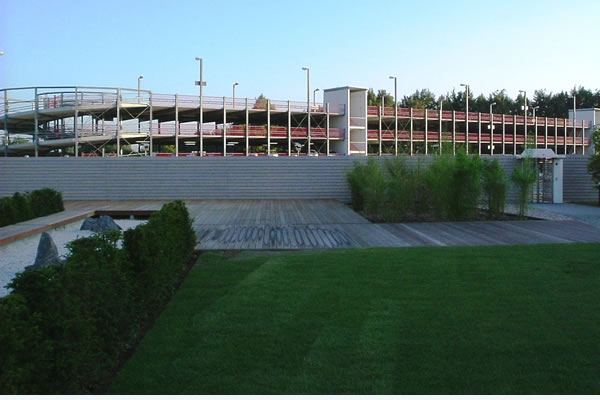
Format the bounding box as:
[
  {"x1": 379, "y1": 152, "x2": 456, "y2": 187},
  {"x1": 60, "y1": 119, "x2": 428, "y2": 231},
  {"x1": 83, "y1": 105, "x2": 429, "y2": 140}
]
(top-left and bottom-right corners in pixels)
[{"x1": 0, "y1": 0, "x2": 598, "y2": 102}]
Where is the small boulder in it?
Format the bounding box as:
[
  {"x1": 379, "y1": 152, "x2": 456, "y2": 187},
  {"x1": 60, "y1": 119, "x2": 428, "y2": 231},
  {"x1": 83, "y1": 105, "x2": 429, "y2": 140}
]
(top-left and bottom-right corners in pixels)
[
  {"x1": 80, "y1": 217, "x2": 96, "y2": 231},
  {"x1": 80, "y1": 215, "x2": 122, "y2": 233},
  {"x1": 26, "y1": 232, "x2": 61, "y2": 270}
]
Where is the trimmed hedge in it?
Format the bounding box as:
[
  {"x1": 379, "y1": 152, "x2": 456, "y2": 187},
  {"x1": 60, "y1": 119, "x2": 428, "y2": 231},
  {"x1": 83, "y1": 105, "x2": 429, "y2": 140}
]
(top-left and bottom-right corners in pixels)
[
  {"x1": 0, "y1": 201, "x2": 196, "y2": 394},
  {"x1": 0, "y1": 188, "x2": 64, "y2": 227}
]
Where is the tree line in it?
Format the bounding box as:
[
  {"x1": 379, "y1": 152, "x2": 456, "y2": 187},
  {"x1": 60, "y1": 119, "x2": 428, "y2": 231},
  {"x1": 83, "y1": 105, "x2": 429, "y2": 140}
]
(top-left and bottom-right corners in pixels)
[{"x1": 367, "y1": 86, "x2": 600, "y2": 118}]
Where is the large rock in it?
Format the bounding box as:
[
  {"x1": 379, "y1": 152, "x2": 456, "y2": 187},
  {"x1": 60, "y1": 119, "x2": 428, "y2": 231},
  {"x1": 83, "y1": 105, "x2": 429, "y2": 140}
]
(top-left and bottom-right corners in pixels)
[
  {"x1": 26, "y1": 232, "x2": 61, "y2": 270},
  {"x1": 80, "y1": 215, "x2": 122, "y2": 233}
]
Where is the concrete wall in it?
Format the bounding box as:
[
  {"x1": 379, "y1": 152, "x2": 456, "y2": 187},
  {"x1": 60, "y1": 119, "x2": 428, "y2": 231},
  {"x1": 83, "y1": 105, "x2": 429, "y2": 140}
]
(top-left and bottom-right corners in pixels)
[
  {"x1": 0, "y1": 155, "x2": 593, "y2": 203},
  {"x1": 563, "y1": 155, "x2": 598, "y2": 202}
]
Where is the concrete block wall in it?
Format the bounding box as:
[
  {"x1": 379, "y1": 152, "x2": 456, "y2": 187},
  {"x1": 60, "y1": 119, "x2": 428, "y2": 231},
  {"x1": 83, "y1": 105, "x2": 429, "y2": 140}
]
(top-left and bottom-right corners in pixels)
[
  {"x1": 563, "y1": 155, "x2": 597, "y2": 202},
  {"x1": 0, "y1": 155, "x2": 592, "y2": 204}
]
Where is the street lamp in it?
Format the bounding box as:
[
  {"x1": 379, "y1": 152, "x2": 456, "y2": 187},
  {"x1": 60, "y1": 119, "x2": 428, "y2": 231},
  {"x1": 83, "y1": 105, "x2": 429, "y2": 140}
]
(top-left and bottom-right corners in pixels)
[
  {"x1": 301, "y1": 67, "x2": 310, "y2": 109},
  {"x1": 389, "y1": 76, "x2": 398, "y2": 155},
  {"x1": 195, "y1": 57, "x2": 206, "y2": 156},
  {"x1": 313, "y1": 88, "x2": 320, "y2": 108},
  {"x1": 568, "y1": 95, "x2": 577, "y2": 154},
  {"x1": 232, "y1": 82, "x2": 239, "y2": 109},
  {"x1": 137, "y1": 75, "x2": 144, "y2": 102},
  {"x1": 518, "y1": 90, "x2": 528, "y2": 149},
  {"x1": 302, "y1": 67, "x2": 310, "y2": 152},
  {"x1": 460, "y1": 83, "x2": 470, "y2": 153}
]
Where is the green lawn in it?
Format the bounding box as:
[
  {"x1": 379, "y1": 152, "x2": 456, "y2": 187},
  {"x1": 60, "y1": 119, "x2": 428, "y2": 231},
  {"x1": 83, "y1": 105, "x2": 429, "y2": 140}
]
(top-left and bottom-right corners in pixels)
[{"x1": 110, "y1": 244, "x2": 600, "y2": 394}]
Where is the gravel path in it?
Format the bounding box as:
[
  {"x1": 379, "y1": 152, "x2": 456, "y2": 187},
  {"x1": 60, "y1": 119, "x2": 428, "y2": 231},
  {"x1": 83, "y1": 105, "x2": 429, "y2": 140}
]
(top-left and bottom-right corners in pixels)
[{"x1": 0, "y1": 219, "x2": 145, "y2": 297}]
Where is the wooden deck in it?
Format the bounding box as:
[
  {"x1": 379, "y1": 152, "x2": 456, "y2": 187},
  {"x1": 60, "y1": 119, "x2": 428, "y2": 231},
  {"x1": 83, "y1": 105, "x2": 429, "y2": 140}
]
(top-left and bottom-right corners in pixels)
[{"x1": 1, "y1": 200, "x2": 599, "y2": 250}]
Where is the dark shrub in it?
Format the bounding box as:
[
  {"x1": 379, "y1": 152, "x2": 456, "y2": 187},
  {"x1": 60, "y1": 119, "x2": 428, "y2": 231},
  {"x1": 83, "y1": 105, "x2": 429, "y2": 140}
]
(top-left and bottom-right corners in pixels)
[
  {"x1": 123, "y1": 200, "x2": 196, "y2": 318},
  {"x1": 0, "y1": 197, "x2": 17, "y2": 227},
  {"x1": 12, "y1": 192, "x2": 33, "y2": 223},
  {"x1": 0, "y1": 201, "x2": 196, "y2": 394},
  {"x1": 30, "y1": 188, "x2": 64, "y2": 217},
  {"x1": 0, "y1": 188, "x2": 64, "y2": 227}
]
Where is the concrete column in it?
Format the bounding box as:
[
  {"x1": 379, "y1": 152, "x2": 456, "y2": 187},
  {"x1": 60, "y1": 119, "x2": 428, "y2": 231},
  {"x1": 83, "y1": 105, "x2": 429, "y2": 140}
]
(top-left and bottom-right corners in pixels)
[
  {"x1": 378, "y1": 105, "x2": 382, "y2": 156},
  {"x1": 513, "y1": 117, "x2": 517, "y2": 156},
  {"x1": 424, "y1": 109, "x2": 428, "y2": 155},
  {"x1": 409, "y1": 107, "x2": 414, "y2": 155},
  {"x1": 544, "y1": 117, "x2": 548, "y2": 149},
  {"x1": 439, "y1": 107, "x2": 443, "y2": 155},
  {"x1": 149, "y1": 92, "x2": 153, "y2": 156},
  {"x1": 477, "y1": 112, "x2": 481, "y2": 155},
  {"x1": 572, "y1": 119, "x2": 576, "y2": 154},
  {"x1": 502, "y1": 114, "x2": 506, "y2": 155},
  {"x1": 564, "y1": 118, "x2": 568, "y2": 155},
  {"x1": 267, "y1": 99, "x2": 271, "y2": 155},
  {"x1": 307, "y1": 100, "x2": 311, "y2": 155},
  {"x1": 287, "y1": 100, "x2": 291, "y2": 156},
  {"x1": 534, "y1": 116, "x2": 538, "y2": 148},
  {"x1": 326, "y1": 103, "x2": 330, "y2": 156},
  {"x1": 3, "y1": 90, "x2": 9, "y2": 157},
  {"x1": 490, "y1": 113, "x2": 494, "y2": 156},
  {"x1": 223, "y1": 96, "x2": 227, "y2": 156},
  {"x1": 246, "y1": 98, "x2": 249, "y2": 156},
  {"x1": 34, "y1": 88, "x2": 39, "y2": 157},
  {"x1": 175, "y1": 94, "x2": 179, "y2": 157},
  {"x1": 394, "y1": 103, "x2": 398, "y2": 156},
  {"x1": 75, "y1": 88, "x2": 80, "y2": 157},
  {"x1": 465, "y1": 110, "x2": 469, "y2": 155},
  {"x1": 554, "y1": 117, "x2": 558, "y2": 153},
  {"x1": 452, "y1": 110, "x2": 456, "y2": 155}
]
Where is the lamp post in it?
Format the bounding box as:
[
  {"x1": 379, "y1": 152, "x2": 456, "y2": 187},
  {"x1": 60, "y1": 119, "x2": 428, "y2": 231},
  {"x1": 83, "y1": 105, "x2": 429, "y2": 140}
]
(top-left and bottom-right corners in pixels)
[
  {"x1": 137, "y1": 75, "x2": 144, "y2": 102},
  {"x1": 195, "y1": 57, "x2": 205, "y2": 156},
  {"x1": 301, "y1": 67, "x2": 310, "y2": 109},
  {"x1": 389, "y1": 76, "x2": 397, "y2": 155},
  {"x1": 313, "y1": 88, "x2": 320, "y2": 108},
  {"x1": 232, "y1": 82, "x2": 239, "y2": 109},
  {"x1": 568, "y1": 95, "x2": 577, "y2": 154},
  {"x1": 519, "y1": 90, "x2": 527, "y2": 150},
  {"x1": 460, "y1": 83, "x2": 470, "y2": 153},
  {"x1": 302, "y1": 67, "x2": 310, "y2": 152}
]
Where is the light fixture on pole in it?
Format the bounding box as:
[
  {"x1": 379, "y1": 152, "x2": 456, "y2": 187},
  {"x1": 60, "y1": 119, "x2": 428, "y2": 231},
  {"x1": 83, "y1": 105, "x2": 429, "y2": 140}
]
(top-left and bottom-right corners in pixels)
[
  {"x1": 519, "y1": 90, "x2": 528, "y2": 149},
  {"x1": 232, "y1": 82, "x2": 239, "y2": 109},
  {"x1": 313, "y1": 88, "x2": 320, "y2": 108},
  {"x1": 460, "y1": 83, "x2": 470, "y2": 153},
  {"x1": 301, "y1": 67, "x2": 310, "y2": 109},
  {"x1": 302, "y1": 67, "x2": 311, "y2": 152},
  {"x1": 568, "y1": 95, "x2": 577, "y2": 154},
  {"x1": 389, "y1": 76, "x2": 398, "y2": 155},
  {"x1": 195, "y1": 57, "x2": 206, "y2": 156},
  {"x1": 137, "y1": 75, "x2": 144, "y2": 103}
]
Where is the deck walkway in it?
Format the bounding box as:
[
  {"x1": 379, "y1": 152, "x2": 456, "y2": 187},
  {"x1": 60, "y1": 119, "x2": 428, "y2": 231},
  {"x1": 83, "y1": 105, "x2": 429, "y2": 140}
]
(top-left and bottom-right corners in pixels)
[{"x1": 1, "y1": 200, "x2": 599, "y2": 249}]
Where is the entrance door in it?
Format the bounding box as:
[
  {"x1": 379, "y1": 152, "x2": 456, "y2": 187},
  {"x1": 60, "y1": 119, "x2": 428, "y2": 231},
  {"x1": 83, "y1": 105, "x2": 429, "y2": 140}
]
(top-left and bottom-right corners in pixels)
[{"x1": 531, "y1": 159, "x2": 554, "y2": 203}]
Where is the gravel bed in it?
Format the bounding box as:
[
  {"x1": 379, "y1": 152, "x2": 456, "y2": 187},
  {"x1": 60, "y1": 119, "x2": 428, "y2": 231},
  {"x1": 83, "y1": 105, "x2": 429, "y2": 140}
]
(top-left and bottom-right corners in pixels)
[{"x1": 0, "y1": 219, "x2": 146, "y2": 298}]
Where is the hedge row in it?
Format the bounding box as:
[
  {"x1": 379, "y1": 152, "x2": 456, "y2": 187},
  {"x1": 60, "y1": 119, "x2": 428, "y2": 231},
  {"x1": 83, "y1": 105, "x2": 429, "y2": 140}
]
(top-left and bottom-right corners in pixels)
[
  {"x1": 0, "y1": 201, "x2": 197, "y2": 394},
  {"x1": 0, "y1": 189, "x2": 64, "y2": 227}
]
